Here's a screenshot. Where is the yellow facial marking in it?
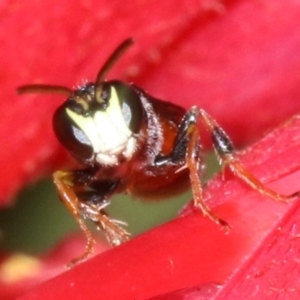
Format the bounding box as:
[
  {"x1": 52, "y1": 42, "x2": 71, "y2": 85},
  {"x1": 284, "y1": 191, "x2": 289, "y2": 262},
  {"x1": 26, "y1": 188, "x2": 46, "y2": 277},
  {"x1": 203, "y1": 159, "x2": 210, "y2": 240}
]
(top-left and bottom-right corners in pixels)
[{"x1": 66, "y1": 87, "x2": 136, "y2": 164}]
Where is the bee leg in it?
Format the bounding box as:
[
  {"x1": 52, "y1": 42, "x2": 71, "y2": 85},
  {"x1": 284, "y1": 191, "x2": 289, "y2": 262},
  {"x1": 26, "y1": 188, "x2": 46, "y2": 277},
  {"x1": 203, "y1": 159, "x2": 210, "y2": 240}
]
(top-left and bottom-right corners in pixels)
[
  {"x1": 53, "y1": 170, "x2": 129, "y2": 268},
  {"x1": 180, "y1": 110, "x2": 230, "y2": 228},
  {"x1": 197, "y1": 107, "x2": 299, "y2": 202},
  {"x1": 155, "y1": 108, "x2": 230, "y2": 228}
]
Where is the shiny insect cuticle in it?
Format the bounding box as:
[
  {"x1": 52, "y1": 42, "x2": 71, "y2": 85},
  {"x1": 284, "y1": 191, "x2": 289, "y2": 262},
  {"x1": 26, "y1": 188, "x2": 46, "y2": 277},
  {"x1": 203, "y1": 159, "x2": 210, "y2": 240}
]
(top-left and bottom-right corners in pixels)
[{"x1": 17, "y1": 38, "x2": 298, "y2": 268}]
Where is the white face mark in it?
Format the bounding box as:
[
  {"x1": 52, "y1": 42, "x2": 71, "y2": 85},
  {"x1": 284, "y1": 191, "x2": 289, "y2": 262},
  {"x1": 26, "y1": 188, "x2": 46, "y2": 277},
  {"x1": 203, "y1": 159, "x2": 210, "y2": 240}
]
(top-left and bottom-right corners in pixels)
[{"x1": 66, "y1": 87, "x2": 137, "y2": 165}]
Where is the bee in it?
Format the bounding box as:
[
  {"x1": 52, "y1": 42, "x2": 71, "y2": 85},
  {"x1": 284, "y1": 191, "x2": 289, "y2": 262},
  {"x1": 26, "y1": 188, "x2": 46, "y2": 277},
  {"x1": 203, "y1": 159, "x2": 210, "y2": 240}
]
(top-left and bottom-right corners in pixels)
[{"x1": 17, "y1": 38, "x2": 296, "y2": 268}]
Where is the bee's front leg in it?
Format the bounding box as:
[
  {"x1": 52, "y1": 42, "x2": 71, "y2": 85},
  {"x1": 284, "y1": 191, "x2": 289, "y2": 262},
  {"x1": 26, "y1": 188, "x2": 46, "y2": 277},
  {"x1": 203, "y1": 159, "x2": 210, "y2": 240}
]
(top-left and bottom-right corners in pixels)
[{"x1": 53, "y1": 170, "x2": 129, "y2": 268}]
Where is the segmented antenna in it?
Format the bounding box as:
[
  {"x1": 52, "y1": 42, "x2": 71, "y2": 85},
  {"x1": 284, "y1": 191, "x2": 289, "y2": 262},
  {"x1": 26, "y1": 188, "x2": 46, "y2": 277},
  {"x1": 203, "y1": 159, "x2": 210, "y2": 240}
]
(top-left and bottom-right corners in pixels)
[
  {"x1": 17, "y1": 84, "x2": 72, "y2": 96},
  {"x1": 96, "y1": 38, "x2": 134, "y2": 85},
  {"x1": 17, "y1": 38, "x2": 135, "y2": 97}
]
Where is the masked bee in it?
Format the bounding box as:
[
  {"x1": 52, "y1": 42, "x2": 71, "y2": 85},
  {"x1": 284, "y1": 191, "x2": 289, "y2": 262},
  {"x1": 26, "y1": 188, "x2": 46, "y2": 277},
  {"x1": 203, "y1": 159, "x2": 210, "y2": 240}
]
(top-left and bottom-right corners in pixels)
[{"x1": 17, "y1": 38, "x2": 297, "y2": 267}]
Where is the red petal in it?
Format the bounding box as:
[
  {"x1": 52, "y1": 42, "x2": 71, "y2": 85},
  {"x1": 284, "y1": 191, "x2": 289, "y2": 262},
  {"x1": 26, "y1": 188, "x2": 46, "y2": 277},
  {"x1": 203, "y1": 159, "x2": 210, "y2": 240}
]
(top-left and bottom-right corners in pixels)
[
  {"x1": 1, "y1": 0, "x2": 300, "y2": 203},
  {"x1": 16, "y1": 115, "x2": 300, "y2": 299},
  {"x1": 0, "y1": 235, "x2": 108, "y2": 300}
]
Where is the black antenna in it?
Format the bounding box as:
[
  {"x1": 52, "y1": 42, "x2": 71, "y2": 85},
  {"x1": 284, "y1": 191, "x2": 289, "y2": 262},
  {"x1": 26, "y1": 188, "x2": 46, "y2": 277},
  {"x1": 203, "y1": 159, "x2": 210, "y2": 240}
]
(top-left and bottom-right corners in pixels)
[
  {"x1": 17, "y1": 84, "x2": 73, "y2": 96},
  {"x1": 17, "y1": 38, "x2": 135, "y2": 97},
  {"x1": 95, "y1": 38, "x2": 134, "y2": 85}
]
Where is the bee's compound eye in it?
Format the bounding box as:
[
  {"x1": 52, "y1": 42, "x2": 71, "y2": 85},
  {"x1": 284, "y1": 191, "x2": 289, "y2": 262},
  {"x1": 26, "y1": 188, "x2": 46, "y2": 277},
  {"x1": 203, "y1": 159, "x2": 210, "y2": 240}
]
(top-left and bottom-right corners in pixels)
[
  {"x1": 111, "y1": 81, "x2": 144, "y2": 134},
  {"x1": 53, "y1": 105, "x2": 94, "y2": 160}
]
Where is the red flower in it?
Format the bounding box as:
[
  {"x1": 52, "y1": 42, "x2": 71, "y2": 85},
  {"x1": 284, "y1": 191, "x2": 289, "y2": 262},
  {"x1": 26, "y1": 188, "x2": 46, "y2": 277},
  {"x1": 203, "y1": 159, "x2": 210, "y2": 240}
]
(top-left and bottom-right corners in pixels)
[{"x1": 1, "y1": 0, "x2": 300, "y2": 299}]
